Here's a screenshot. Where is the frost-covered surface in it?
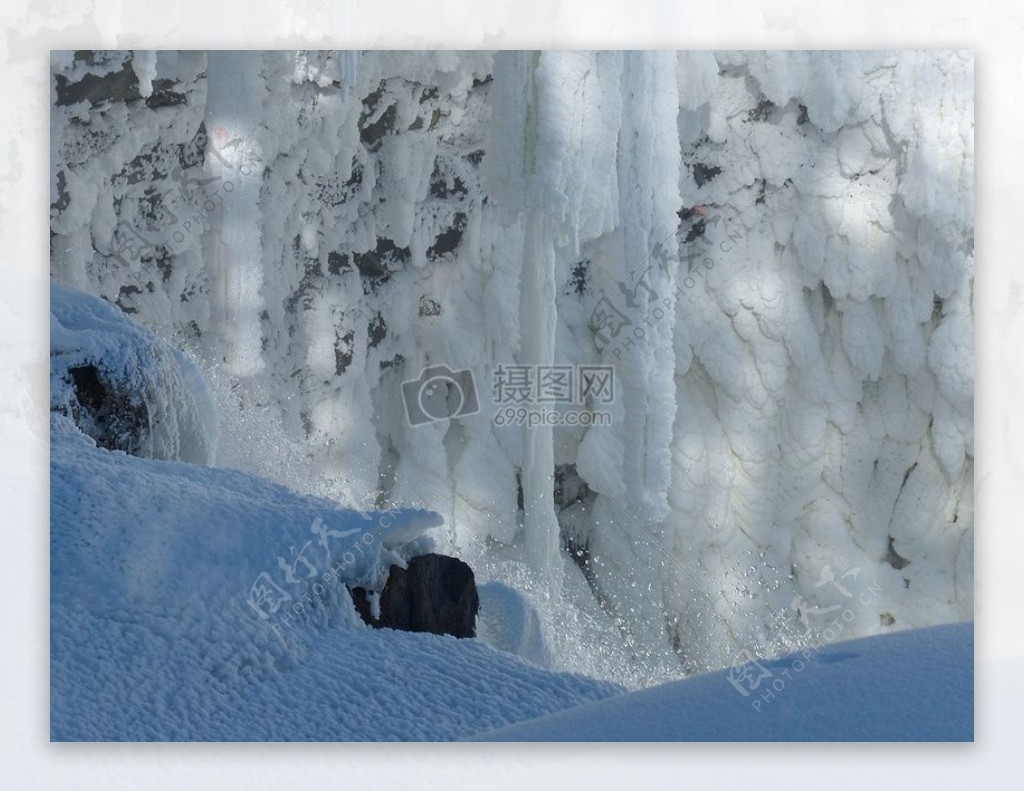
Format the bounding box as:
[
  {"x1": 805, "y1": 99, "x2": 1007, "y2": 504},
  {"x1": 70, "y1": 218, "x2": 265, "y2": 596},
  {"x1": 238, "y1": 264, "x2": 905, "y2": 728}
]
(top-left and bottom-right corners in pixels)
[
  {"x1": 474, "y1": 622, "x2": 973, "y2": 741},
  {"x1": 50, "y1": 50, "x2": 973, "y2": 684},
  {"x1": 51, "y1": 407, "x2": 620, "y2": 740}
]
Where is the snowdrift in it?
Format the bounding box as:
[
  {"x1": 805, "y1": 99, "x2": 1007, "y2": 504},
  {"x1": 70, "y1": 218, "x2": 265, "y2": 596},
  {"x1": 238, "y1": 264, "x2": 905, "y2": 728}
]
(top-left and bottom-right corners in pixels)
[{"x1": 473, "y1": 622, "x2": 973, "y2": 741}]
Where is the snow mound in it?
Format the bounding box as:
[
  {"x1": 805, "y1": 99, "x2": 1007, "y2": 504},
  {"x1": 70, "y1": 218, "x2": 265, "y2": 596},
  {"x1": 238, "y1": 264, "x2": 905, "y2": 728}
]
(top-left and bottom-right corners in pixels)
[
  {"x1": 51, "y1": 418, "x2": 622, "y2": 740},
  {"x1": 473, "y1": 622, "x2": 973, "y2": 741},
  {"x1": 476, "y1": 580, "x2": 554, "y2": 667}
]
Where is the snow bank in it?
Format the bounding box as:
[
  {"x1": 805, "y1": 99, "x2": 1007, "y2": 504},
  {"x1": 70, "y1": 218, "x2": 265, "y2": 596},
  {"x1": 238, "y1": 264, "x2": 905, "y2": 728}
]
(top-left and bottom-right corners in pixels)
[
  {"x1": 473, "y1": 622, "x2": 973, "y2": 741},
  {"x1": 51, "y1": 412, "x2": 620, "y2": 740}
]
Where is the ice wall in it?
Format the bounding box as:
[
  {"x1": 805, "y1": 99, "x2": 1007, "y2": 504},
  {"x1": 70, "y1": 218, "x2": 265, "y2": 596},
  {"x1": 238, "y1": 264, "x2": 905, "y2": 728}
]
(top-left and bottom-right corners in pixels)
[{"x1": 50, "y1": 50, "x2": 973, "y2": 679}]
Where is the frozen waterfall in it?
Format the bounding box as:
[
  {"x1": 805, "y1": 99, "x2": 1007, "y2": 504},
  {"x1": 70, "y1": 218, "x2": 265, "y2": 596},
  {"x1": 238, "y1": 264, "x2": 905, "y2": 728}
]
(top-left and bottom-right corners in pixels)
[{"x1": 49, "y1": 49, "x2": 974, "y2": 685}]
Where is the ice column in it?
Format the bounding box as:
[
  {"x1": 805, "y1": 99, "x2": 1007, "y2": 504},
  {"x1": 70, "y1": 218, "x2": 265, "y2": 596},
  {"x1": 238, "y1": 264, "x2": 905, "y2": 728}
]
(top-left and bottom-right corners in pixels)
[
  {"x1": 521, "y1": 206, "x2": 562, "y2": 585},
  {"x1": 203, "y1": 51, "x2": 267, "y2": 378},
  {"x1": 487, "y1": 51, "x2": 563, "y2": 586}
]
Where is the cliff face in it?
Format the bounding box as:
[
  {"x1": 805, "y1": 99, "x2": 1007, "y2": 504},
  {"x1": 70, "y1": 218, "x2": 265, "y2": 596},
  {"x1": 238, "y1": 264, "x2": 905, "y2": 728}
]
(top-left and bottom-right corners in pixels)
[{"x1": 50, "y1": 50, "x2": 973, "y2": 677}]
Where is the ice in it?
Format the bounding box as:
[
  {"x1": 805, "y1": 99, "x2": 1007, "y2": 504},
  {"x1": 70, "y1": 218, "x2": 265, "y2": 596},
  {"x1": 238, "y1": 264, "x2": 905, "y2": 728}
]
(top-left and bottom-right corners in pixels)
[
  {"x1": 203, "y1": 51, "x2": 267, "y2": 378},
  {"x1": 132, "y1": 50, "x2": 157, "y2": 98}
]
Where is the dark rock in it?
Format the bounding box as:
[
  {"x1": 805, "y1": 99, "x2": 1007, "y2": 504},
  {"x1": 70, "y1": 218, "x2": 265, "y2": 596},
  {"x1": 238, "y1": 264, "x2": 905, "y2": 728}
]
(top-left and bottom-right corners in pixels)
[
  {"x1": 428, "y1": 162, "x2": 468, "y2": 199},
  {"x1": 68, "y1": 364, "x2": 105, "y2": 411},
  {"x1": 426, "y1": 212, "x2": 467, "y2": 260},
  {"x1": 553, "y1": 464, "x2": 597, "y2": 579},
  {"x1": 567, "y1": 259, "x2": 589, "y2": 296},
  {"x1": 352, "y1": 238, "x2": 411, "y2": 292},
  {"x1": 335, "y1": 329, "x2": 355, "y2": 375},
  {"x1": 692, "y1": 162, "x2": 722, "y2": 188},
  {"x1": 379, "y1": 353, "x2": 405, "y2": 371},
  {"x1": 344, "y1": 160, "x2": 363, "y2": 188},
  {"x1": 350, "y1": 553, "x2": 479, "y2": 638},
  {"x1": 353, "y1": 248, "x2": 390, "y2": 279},
  {"x1": 883, "y1": 535, "x2": 911, "y2": 570},
  {"x1": 115, "y1": 283, "x2": 145, "y2": 314},
  {"x1": 359, "y1": 82, "x2": 397, "y2": 152},
  {"x1": 327, "y1": 250, "x2": 349, "y2": 275},
  {"x1": 747, "y1": 97, "x2": 775, "y2": 123},
  {"x1": 55, "y1": 59, "x2": 143, "y2": 107},
  {"x1": 52, "y1": 170, "x2": 71, "y2": 212},
  {"x1": 145, "y1": 78, "x2": 188, "y2": 110},
  {"x1": 418, "y1": 296, "x2": 442, "y2": 317},
  {"x1": 683, "y1": 218, "x2": 708, "y2": 244},
  {"x1": 367, "y1": 313, "x2": 387, "y2": 348}
]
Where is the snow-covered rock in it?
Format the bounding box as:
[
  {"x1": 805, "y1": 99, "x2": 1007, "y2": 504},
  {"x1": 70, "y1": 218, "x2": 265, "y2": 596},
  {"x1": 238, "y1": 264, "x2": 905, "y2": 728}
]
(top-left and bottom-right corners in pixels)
[
  {"x1": 476, "y1": 580, "x2": 554, "y2": 667},
  {"x1": 50, "y1": 283, "x2": 216, "y2": 464}
]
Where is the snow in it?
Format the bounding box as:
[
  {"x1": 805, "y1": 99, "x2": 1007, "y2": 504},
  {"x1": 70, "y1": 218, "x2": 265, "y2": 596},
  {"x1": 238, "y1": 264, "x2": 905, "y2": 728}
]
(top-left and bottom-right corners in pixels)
[
  {"x1": 473, "y1": 622, "x2": 973, "y2": 741},
  {"x1": 49, "y1": 49, "x2": 972, "y2": 695},
  {"x1": 476, "y1": 580, "x2": 554, "y2": 667},
  {"x1": 51, "y1": 415, "x2": 621, "y2": 739}
]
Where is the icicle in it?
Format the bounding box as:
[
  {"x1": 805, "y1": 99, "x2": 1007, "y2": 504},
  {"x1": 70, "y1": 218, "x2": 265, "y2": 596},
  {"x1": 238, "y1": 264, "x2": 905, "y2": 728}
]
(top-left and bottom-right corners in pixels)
[
  {"x1": 337, "y1": 50, "x2": 361, "y2": 100},
  {"x1": 487, "y1": 51, "x2": 564, "y2": 591},
  {"x1": 520, "y1": 208, "x2": 562, "y2": 586},
  {"x1": 132, "y1": 51, "x2": 157, "y2": 98}
]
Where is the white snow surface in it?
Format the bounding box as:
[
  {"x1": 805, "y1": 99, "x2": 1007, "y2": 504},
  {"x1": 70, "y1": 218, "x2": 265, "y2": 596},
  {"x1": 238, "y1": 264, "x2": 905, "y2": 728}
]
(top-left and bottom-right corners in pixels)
[
  {"x1": 51, "y1": 409, "x2": 620, "y2": 740},
  {"x1": 50, "y1": 50, "x2": 973, "y2": 685},
  {"x1": 473, "y1": 622, "x2": 973, "y2": 741}
]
